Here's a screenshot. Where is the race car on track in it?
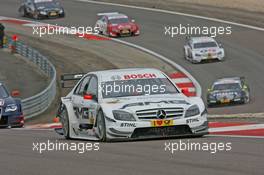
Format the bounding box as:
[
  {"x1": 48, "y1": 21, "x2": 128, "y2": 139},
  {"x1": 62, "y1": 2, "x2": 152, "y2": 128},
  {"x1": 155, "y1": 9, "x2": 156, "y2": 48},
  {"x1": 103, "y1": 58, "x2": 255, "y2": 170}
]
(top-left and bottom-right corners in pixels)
[
  {"x1": 207, "y1": 77, "x2": 250, "y2": 107},
  {"x1": 0, "y1": 83, "x2": 24, "y2": 128},
  {"x1": 95, "y1": 12, "x2": 140, "y2": 37},
  {"x1": 184, "y1": 36, "x2": 225, "y2": 63},
  {"x1": 18, "y1": 0, "x2": 65, "y2": 19},
  {"x1": 55, "y1": 68, "x2": 208, "y2": 141}
]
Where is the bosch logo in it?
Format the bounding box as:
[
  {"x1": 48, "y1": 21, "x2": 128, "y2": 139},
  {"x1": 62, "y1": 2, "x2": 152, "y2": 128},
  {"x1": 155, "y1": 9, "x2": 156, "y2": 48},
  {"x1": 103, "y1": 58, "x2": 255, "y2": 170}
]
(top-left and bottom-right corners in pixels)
[{"x1": 124, "y1": 73, "x2": 157, "y2": 80}]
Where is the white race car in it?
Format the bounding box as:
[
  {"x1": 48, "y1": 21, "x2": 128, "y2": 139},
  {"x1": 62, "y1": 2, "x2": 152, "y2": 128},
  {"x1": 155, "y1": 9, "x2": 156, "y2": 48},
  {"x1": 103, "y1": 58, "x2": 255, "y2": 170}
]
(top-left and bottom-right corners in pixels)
[
  {"x1": 55, "y1": 68, "x2": 208, "y2": 141},
  {"x1": 184, "y1": 36, "x2": 225, "y2": 63}
]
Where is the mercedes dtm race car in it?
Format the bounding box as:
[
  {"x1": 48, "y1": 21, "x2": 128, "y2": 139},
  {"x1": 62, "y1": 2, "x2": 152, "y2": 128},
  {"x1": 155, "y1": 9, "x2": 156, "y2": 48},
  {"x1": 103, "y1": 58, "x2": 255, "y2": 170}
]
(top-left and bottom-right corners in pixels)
[
  {"x1": 0, "y1": 83, "x2": 24, "y2": 128},
  {"x1": 55, "y1": 68, "x2": 208, "y2": 141},
  {"x1": 18, "y1": 0, "x2": 65, "y2": 19},
  {"x1": 184, "y1": 36, "x2": 225, "y2": 63},
  {"x1": 207, "y1": 77, "x2": 250, "y2": 107},
  {"x1": 95, "y1": 12, "x2": 140, "y2": 37}
]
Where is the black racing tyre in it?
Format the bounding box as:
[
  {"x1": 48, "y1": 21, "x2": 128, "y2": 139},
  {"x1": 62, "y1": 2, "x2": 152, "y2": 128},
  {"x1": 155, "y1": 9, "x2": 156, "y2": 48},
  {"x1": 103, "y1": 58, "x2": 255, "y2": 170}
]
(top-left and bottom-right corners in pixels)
[
  {"x1": 61, "y1": 108, "x2": 70, "y2": 139},
  {"x1": 97, "y1": 110, "x2": 107, "y2": 142}
]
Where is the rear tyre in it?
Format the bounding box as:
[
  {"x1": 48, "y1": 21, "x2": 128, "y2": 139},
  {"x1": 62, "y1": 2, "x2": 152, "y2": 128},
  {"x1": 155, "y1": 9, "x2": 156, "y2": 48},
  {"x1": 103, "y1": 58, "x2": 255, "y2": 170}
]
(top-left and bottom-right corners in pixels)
[
  {"x1": 97, "y1": 110, "x2": 107, "y2": 142},
  {"x1": 61, "y1": 108, "x2": 70, "y2": 139}
]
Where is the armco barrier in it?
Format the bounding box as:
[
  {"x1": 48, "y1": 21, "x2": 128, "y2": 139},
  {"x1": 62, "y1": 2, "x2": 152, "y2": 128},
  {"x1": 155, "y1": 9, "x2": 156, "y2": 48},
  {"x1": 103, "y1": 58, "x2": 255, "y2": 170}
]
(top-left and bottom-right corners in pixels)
[{"x1": 4, "y1": 36, "x2": 56, "y2": 119}]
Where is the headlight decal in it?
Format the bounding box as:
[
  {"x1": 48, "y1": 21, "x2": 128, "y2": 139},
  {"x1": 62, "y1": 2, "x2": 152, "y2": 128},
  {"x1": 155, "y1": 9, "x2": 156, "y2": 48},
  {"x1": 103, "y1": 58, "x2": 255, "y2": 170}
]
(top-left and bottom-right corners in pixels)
[
  {"x1": 185, "y1": 105, "x2": 200, "y2": 118},
  {"x1": 113, "y1": 110, "x2": 136, "y2": 121},
  {"x1": 5, "y1": 104, "x2": 18, "y2": 113}
]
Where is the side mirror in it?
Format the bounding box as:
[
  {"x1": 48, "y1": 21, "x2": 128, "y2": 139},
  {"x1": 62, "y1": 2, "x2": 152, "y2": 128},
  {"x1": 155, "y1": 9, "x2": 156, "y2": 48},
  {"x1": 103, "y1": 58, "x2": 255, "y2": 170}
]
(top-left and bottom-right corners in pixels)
[
  {"x1": 219, "y1": 43, "x2": 223, "y2": 48},
  {"x1": 207, "y1": 88, "x2": 212, "y2": 92},
  {"x1": 83, "y1": 93, "x2": 93, "y2": 100},
  {"x1": 11, "y1": 90, "x2": 20, "y2": 97},
  {"x1": 83, "y1": 92, "x2": 97, "y2": 101},
  {"x1": 181, "y1": 88, "x2": 189, "y2": 96},
  {"x1": 131, "y1": 19, "x2": 135, "y2": 23}
]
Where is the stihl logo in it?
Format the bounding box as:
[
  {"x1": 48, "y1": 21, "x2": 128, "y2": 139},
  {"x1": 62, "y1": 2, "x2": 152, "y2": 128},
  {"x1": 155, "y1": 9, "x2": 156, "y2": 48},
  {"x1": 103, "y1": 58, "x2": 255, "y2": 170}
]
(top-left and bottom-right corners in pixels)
[
  {"x1": 120, "y1": 123, "x2": 136, "y2": 127},
  {"x1": 124, "y1": 73, "x2": 157, "y2": 80}
]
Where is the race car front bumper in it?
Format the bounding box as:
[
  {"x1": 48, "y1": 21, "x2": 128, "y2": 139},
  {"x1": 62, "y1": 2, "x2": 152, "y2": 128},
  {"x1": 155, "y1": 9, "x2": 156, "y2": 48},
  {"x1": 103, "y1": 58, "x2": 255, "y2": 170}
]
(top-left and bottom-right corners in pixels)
[
  {"x1": 109, "y1": 29, "x2": 139, "y2": 37},
  {"x1": 105, "y1": 115, "x2": 208, "y2": 140},
  {"x1": 38, "y1": 11, "x2": 65, "y2": 19},
  {"x1": 193, "y1": 53, "x2": 224, "y2": 62},
  {"x1": 208, "y1": 97, "x2": 244, "y2": 106},
  {"x1": 0, "y1": 115, "x2": 24, "y2": 128}
]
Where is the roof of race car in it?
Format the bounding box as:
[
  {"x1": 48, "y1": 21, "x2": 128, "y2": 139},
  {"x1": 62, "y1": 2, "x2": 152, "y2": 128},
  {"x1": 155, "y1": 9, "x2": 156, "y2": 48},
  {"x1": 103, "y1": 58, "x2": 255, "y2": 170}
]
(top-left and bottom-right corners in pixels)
[
  {"x1": 89, "y1": 68, "x2": 167, "y2": 82},
  {"x1": 213, "y1": 77, "x2": 241, "y2": 85},
  {"x1": 98, "y1": 12, "x2": 128, "y2": 19},
  {"x1": 34, "y1": 0, "x2": 54, "y2": 3},
  {"x1": 191, "y1": 36, "x2": 216, "y2": 43}
]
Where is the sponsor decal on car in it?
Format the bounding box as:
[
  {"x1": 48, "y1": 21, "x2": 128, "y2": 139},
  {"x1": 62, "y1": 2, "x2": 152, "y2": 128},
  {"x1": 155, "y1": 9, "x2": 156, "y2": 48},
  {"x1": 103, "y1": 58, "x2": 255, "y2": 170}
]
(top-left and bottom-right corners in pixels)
[
  {"x1": 124, "y1": 73, "x2": 157, "y2": 80},
  {"x1": 120, "y1": 123, "x2": 136, "y2": 127},
  {"x1": 151, "y1": 119, "x2": 173, "y2": 127},
  {"x1": 186, "y1": 118, "x2": 199, "y2": 124}
]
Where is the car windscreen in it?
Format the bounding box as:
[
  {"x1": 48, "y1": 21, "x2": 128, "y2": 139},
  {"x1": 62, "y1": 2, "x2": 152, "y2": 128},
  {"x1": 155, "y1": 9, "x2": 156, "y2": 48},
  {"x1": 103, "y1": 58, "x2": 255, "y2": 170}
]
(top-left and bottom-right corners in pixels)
[
  {"x1": 101, "y1": 78, "x2": 179, "y2": 98},
  {"x1": 213, "y1": 83, "x2": 241, "y2": 91},
  {"x1": 109, "y1": 18, "x2": 129, "y2": 24},
  {"x1": 0, "y1": 85, "x2": 9, "y2": 98},
  {"x1": 194, "y1": 42, "x2": 217, "y2": 49},
  {"x1": 34, "y1": 0, "x2": 58, "y2": 7}
]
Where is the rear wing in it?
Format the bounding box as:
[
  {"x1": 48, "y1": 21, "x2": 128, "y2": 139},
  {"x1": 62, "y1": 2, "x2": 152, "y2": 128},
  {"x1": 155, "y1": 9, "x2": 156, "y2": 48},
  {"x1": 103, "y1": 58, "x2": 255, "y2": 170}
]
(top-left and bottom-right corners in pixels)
[
  {"x1": 97, "y1": 12, "x2": 119, "y2": 16},
  {"x1": 60, "y1": 73, "x2": 86, "y2": 88}
]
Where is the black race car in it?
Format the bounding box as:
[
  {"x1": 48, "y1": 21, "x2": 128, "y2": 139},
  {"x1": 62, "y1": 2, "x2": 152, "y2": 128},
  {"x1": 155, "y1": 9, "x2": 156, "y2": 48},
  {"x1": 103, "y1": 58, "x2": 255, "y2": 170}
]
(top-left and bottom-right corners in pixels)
[
  {"x1": 0, "y1": 83, "x2": 24, "y2": 128},
  {"x1": 207, "y1": 77, "x2": 250, "y2": 107},
  {"x1": 18, "y1": 0, "x2": 65, "y2": 19}
]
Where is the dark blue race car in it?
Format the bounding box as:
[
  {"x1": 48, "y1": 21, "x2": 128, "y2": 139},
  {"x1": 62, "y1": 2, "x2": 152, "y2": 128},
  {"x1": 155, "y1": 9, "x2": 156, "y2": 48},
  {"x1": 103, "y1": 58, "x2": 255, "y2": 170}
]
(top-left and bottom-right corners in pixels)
[
  {"x1": 18, "y1": 0, "x2": 65, "y2": 19},
  {"x1": 0, "y1": 83, "x2": 24, "y2": 128}
]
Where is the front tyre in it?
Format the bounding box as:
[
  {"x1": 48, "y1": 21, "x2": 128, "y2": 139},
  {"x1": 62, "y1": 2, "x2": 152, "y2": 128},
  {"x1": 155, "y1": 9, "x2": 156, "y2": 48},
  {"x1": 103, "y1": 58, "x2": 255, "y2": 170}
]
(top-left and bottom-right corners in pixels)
[
  {"x1": 97, "y1": 110, "x2": 107, "y2": 142},
  {"x1": 60, "y1": 108, "x2": 70, "y2": 139},
  {"x1": 33, "y1": 12, "x2": 39, "y2": 20},
  {"x1": 19, "y1": 8, "x2": 26, "y2": 17}
]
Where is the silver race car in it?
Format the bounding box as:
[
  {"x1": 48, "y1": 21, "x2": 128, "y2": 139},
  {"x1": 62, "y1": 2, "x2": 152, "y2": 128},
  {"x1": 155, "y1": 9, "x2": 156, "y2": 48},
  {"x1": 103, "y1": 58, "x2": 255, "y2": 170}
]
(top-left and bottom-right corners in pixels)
[
  {"x1": 55, "y1": 68, "x2": 208, "y2": 141},
  {"x1": 184, "y1": 36, "x2": 225, "y2": 63}
]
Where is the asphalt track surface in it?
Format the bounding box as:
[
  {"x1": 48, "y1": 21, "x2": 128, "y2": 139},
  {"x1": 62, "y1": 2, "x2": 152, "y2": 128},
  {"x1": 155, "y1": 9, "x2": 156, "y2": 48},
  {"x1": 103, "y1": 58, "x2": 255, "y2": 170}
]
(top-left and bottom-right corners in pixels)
[
  {"x1": 1, "y1": 0, "x2": 264, "y2": 115},
  {"x1": 0, "y1": 129, "x2": 263, "y2": 175}
]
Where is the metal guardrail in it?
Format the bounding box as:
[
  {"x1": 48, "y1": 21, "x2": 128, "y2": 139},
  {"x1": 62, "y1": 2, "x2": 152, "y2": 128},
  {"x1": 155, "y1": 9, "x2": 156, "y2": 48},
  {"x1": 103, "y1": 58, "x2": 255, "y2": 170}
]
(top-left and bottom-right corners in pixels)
[{"x1": 4, "y1": 36, "x2": 57, "y2": 119}]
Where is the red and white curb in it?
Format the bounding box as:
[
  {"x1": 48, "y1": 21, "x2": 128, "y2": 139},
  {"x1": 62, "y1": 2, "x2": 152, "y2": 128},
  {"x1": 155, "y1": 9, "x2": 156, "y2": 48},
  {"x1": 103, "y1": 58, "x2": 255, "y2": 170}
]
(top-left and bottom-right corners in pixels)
[
  {"x1": 169, "y1": 72, "x2": 196, "y2": 97},
  {"x1": 24, "y1": 122, "x2": 264, "y2": 137},
  {"x1": 209, "y1": 122, "x2": 264, "y2": 137}
]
